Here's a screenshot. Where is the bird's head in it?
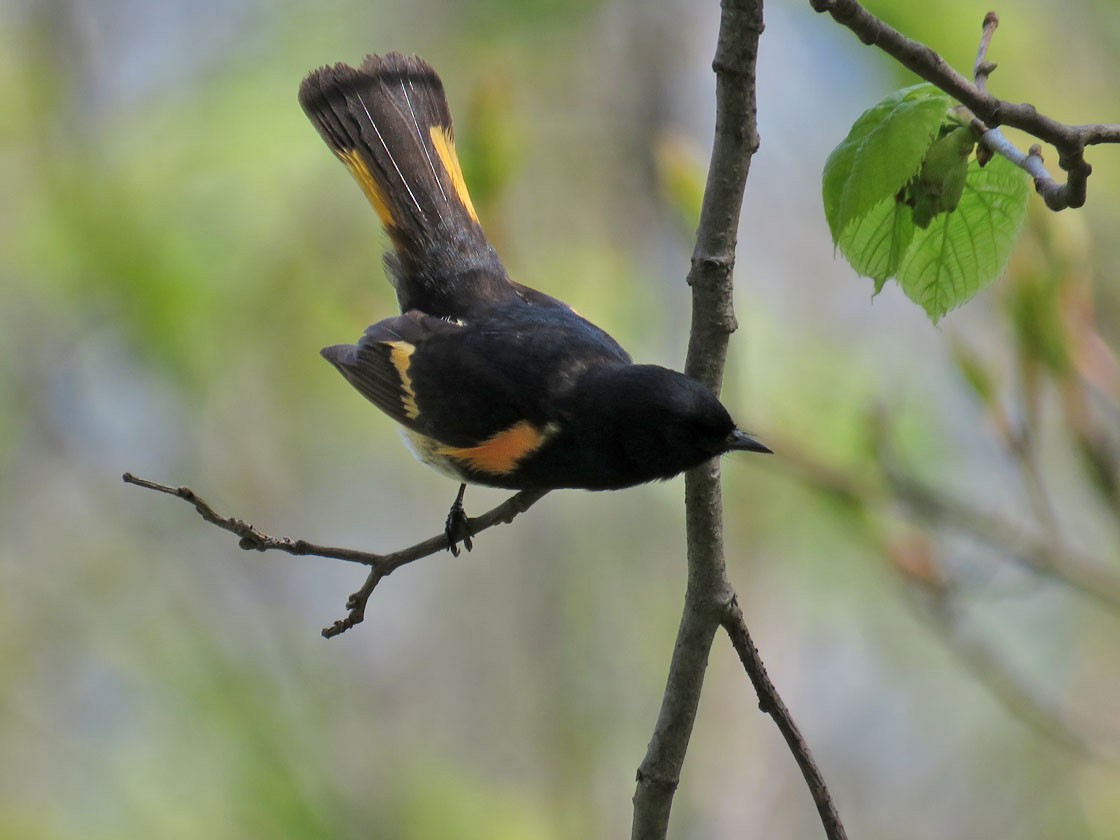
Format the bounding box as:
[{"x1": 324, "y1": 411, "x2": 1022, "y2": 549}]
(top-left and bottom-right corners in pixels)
[{"x1": 562, "y1": 364, "x2": 770, "y2": 488}]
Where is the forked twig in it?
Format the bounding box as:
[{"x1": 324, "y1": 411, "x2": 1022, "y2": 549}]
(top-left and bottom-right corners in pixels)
[
  {"x1": 122, "y1": 472, "x2": 547, "y2": 637},
  {"x1": 810, "y1": 1, "x2": 1120, "y2": 209}
]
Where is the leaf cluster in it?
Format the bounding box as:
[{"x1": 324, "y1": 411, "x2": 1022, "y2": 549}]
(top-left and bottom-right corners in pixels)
[{"x1": 823, "y1": 84, "x2": 1029, "y2": 321}]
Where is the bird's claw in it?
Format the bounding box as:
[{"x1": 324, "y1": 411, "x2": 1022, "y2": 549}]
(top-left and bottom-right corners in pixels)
[{"x1": 445, "y1": 499, "x2": 473, "y2": 557}]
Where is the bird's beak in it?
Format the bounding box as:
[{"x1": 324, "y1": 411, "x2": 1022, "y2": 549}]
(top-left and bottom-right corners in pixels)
[{"x1": 725, "y1": 429, "x2": 772, "y2": 454}]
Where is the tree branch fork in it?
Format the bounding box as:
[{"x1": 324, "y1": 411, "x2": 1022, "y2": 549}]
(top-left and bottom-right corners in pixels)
[
  {"x1": 121, "y1": 455, "x2": 847, "y2": 838},
  {"x1": 810, "y1": 1, "x2": 1120, "y2": 210},
  {"x1": 121, "y1": 472, "x2": 547, "y2": 638}
]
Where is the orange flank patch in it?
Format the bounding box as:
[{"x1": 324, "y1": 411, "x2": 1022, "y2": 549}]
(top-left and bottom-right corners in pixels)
[
  {"x1": 439, "y1": 421, "x2": 552, "y2": 475},
  {"x1": 336, "y1": 148, "x2": 395, "y2": 228},
  {"x1": 428, "y1": 126, "x2": 479, "y2": 222},
  {"x1": 385, "y1": 341, "x2": 420, "y2": 420}
]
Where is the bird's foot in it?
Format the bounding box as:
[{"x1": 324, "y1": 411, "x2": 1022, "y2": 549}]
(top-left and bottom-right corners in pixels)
[{"x1": 445, "y1": 484, "x2": 473, "y2": 556}]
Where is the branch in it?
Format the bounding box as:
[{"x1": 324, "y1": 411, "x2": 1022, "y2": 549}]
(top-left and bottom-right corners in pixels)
[
  {"x1": 965, "y1": 13, "x2": 1074, "y2": 210},
  {"x1": 883, "y1": 465, "x2": 1120, "y2": 615},
  {"x1": 972, "y1": 11, "x2": 999, "y2": 93},
  {"x1": 767, "y1": 443, "x2": 1120, "y2": 758},
  {"x1": 764, "y1": 420, "x2": 1120, "y2": 617},
  {"x1": 631, "y1": 0, "x2": 762, "y2": 831},
  {"x1": 810, "y1": 1, "x2": 1120, "y2": 210},
  {"x1": 121, "y1": 472, "x2": 548, "y2": 637},
  {"x1": 722, "y1": 599, "x2": 849, "y2": 837},
  {"x1": 632, "y1": 1, "x2": 847, "y2": 838},
  {"x1": 917, "y1": 578, "x2": 1103, "y2": 758}
]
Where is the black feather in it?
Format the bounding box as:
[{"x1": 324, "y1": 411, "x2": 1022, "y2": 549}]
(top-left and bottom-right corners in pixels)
[{"x1": 299, "y1": 53, "x2": 513, "y2": 319}]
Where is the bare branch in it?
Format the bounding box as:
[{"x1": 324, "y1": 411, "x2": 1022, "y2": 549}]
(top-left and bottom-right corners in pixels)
[
  {"x1": 632, "y1": 0, "x2": 763, "y2": 831},
  {"x1": 810, "y1": 0, "x2": 1120, "y2": 210},
  {"x1": 632, "y1": 1, "x2": 847, "y2": 838},
  {"x1": 917, "y1": 581, "x2": 1103, "y2": 758},
  {"x1": 883, "y1": 466, "x2": 1120, "y2": 615},
  {"x1": 964, "y1": 13, "x2": 1074, "y2": 209},
  {"x1": 765, "y1": 418, "x2": 1120, "y2": 617},
  {"x1": 121, "y1": 472, "x2": 548, "y2": 637},
  {"x1": 768, "y1": 442, "x2": 1120, "y2": 758},
  {"x1": 972, "y1": 11, "x2": 999, "y2": 92},
  {"x1": 722, "y1": 599, "x2": 849, "y2": 838}
]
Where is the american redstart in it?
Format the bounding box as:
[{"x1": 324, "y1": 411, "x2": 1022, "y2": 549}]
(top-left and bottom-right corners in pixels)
[{"x1": 298, "y1": 53, "x2": 770, "y2": 554}]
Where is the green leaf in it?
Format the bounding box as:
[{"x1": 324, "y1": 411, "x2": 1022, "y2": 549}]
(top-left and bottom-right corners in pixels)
[
  {"x1": 908, "y1": 125, "x2": 975, "y2": 228},
  {"x1": 822, "y1": 84, "x2": 951, "y2": 243},
  {"x1": 897, "y1": 155, "x2": 1030, "y2": 320},
  {"x1": 836, "y1": 195, "x2": 915, "y2": 291}
]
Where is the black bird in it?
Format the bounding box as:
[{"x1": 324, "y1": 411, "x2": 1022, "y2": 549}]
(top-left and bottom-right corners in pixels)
[{"x1": 298, "y1": 53, "x2": 769, "y2": 553}]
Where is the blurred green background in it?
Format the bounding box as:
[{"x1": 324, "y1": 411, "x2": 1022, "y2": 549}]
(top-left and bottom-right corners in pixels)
[{"x1": 3, "y1": 0, "x2": 1119, "y2": 837}]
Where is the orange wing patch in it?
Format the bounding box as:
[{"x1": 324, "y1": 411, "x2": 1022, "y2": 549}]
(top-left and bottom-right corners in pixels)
[
  {"x1": 384, "y1": 340, "x2": 420, "y2": 420},
  {"x1": 439, "y1": 420, "x2": 553, "y2": 475},
  {"x1": 428, "y1": 126, "x2": 479, "y2": 223},
  {"x1": 336, "y1": 148, "x2": 396, "y2": 228}
]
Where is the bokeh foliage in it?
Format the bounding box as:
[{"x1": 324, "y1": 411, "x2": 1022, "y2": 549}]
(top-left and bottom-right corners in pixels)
[{"x1": 2, "y1": 1, "x2": 1119, "y2": 838}]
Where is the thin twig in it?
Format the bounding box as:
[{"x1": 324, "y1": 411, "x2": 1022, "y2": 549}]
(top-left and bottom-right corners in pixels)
[
  {"x1": 884, "y1": 467, "x2": 1120, "y2": 615},
  {"x1": 722, "y1": 599, "x2": 849, "y2": 838},
  {"x1": 965, "y1": 13, "x2": 1068, "y2": 210},
  {"x1": 770, "y1": 406, "x2": 1120, "y2": 616},
  {"x1": 974, "y1": 129, "x2": 1057, "y2": 197},
  {"x1": 772, "y1": 446, "x2": 1119, "y2": 759},
  {"x1": 809, "y1": 0, "x2": 1120, "y2": 210},
  {"x1": 121, "y1": 472, "x2": 548, "y2": 637},
  {"x1": 973, "y1": 11, "x2": 999, "y2": 92},
  {"x1": 866, "y1": 405, "x2": 1120, "y2": 615},
  {"x1": 916, "y1": 584, "x2": 1103, "y2": 759},
  {"x1": 882, "y1": 530, "x2": 1110, "y2": 758},
  {"x1": 757, "y1": 420, "x2": 1120, "y2": 615}
]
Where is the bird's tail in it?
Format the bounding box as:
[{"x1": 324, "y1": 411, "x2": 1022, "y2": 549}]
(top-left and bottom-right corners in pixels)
[{"x1": 299, "y1": 53, "x2": 502, "y2": 313}]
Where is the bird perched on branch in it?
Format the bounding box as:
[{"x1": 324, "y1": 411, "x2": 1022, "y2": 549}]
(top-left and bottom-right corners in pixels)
[{"x1": 298, "y1": 52, "x2": 769, "y2": 554}]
